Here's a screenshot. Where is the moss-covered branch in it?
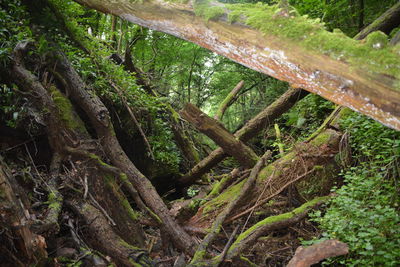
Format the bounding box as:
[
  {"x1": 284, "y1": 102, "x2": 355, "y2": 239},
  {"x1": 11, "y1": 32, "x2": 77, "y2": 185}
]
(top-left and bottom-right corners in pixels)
[{"x1": 224, "y1": 196, "x2": 329, "y2": 261}]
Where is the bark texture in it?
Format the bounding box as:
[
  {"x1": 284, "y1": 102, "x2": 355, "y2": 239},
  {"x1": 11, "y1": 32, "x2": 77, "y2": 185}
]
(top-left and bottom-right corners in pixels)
[
  {"x1": 180, "y1": 103, "x2": 259, "y2": 168},
  {"x1": 287, "y1": 240, "x2": 349, "y2": 267}
]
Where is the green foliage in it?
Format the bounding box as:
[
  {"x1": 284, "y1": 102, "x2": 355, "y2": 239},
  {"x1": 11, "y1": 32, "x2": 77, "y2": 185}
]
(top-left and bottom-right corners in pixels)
[
  {"x1": 0, "y1": 0, "x2": 32, "y2": 66},
  {"x1": 307, "y1": 112, "x2": 400, "y2": 266}
]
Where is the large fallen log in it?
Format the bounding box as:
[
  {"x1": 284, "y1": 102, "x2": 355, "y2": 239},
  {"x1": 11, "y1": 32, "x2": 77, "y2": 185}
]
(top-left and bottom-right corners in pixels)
[
  {"x1": 187, "y1": 107, "x2": 347, "y2": 229},
  {"x1": 180, "y1": 103, "x2": 260, "y2": 168},
  {"x1": 74, "y1": 0, "x2": 400, "y2": 130},
  {"x1": 178, "y1": 87, "x2": 308, "y2": 187}
]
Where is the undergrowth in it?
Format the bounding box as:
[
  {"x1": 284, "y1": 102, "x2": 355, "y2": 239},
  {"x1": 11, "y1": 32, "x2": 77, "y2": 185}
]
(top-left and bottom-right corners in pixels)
[{"x1": 305, "y1": 112, "x2": 400, "y2": 266}]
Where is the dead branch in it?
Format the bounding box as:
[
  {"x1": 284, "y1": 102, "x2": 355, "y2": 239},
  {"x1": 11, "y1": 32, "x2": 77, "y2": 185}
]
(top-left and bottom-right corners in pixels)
[
  {"x1": 287, "y1": 240, "x2": 349, "y2": 267},
  {"x1": 190, "y1": 151, "x2": 271, "y2": 265},
  {"x1": 180, "y1": 103, "x2": 259, "y2": 168},
  {"x1": 224, "y1": 196, "x2": 329, "y2": 261}
]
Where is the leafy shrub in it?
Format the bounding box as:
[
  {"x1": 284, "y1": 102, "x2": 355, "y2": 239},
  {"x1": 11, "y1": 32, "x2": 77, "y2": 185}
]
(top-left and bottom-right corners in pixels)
[{"x1": 306, "y1": 112, "x2": 400, "y2": 266}]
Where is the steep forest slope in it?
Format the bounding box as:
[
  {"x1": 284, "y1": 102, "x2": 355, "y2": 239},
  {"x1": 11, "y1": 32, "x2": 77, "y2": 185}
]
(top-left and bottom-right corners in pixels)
[{"x1": 0, "y1": 0, "x2": 399, "y2": 266}]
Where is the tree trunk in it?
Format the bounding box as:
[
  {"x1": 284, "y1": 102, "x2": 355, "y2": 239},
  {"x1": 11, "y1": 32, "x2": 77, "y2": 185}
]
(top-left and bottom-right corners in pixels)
[
  {"x1": 49, "y1": 51, "x2": 195, "y2": 254},
  {"x1": 355, "y1": 2, "x2": 400, "y2": 40},
  {"x1": 178, "y1": 87, "x2": 308, "y2": 187},
  {"x1": 214, "y1": 80, "x2": 244, "y2": 121},
  {"x1": 187, "y1": 107, "x2": 347, "y2": 229},
  {"x1": 180, "y1": 103, "x2": 259, "y2": 168},
  {"x1": 74, "y1": 0, "x2": 400, "y2": 130}
]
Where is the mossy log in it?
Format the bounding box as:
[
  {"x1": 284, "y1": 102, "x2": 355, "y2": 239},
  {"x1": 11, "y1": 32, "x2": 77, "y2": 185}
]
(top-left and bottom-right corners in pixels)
[
  {"x1": 178, "y1": 87, "x2": 308, "y2": 187},
  {"x1": 223, "y1": 196, "x2": 329, "y2": 262},
  {"x1": 180, "y1": 103, "x2": 260, "y2": 168},
  {"x1": 75, "y1": 0, "x2": 400, "y2": 130},
  {"x1": 187, "y1": 108, "x2": 347, "y2": 228},
  {"x1": 190, "y1": 152, "x2": 271, "y2": 266},
  {"x1": 68, "y1": 200, "x2": 153, "y2": 267}
]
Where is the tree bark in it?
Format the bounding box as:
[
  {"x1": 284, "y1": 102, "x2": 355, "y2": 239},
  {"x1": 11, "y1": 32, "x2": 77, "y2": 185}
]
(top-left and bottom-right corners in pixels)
[
  {"x1": 49, "y1": 51, "x2": 195, "y2": 254},
  {"x1": 0, "y1": 159, "x2": 48, "y2": 266},
  {"x1": 187, "y1": 107, "x2": 346, "y2": 229},
  {"x1": 74, "y1": 0, "x2": 400, "y2": 130},
  {"x1": 287, "y1": 240, "x2": 349, "y2": 267},
  {"x1": 180, "y1": 103, "x2": 259, "y2": 168},
  {"x1": 68, "y1": 200, "x2": 153, "y2": 267},
  {"x1": 178, "y1": 87, "x2": 308, "y2": 187}
]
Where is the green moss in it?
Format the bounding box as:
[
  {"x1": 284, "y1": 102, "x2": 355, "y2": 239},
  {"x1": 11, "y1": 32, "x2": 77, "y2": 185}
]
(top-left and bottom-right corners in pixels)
[
  {"x1": 310, "y1": 131, "x2": 332, "y2": 146},
  {"x1": 121, "y1": 199, "x2": 140, "y2": 221},
  {"x1": 228, "y1": 196, "x2": 328, "y2": 253},
  {"x1": 225, "y1": 3, "x2": 400, "y2": 89},
  {"x1": 202, "y1": 179, "x2": 244, "y2": 214},
  {"x1": 49, "y1": 86, "x2": 86, "y2": 131},
  {"x1": 191, "y1": 249, "x2": 207, "y2": 265},
  {"x1": 194, "y1": 0, "x2": 226, "y2": 21},
  {"x1": 89, "y1": 153, "x2": 112, "y2": 168},
  {"x1": 366, "y1": 31, "x2": 389, "y2": 49},
  {"x1": 207, "y1": 174, "x2": 231, "y2": 198},
  {"x1": 48, "y1": 191, "x2": 62, "y2": 210}
]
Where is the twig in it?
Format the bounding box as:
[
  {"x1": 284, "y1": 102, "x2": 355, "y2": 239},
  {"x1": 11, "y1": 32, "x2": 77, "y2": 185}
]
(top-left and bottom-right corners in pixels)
[
  {"x1": 190, "y1": 151, "x2": 271, "y2": 265},
  {"x1": 88, "y1": 193, "x2": 116, "y2": 226},
  {"x1": 109, "y1": 80, "x2": 155, "y2": 160},
  {"x1": 226, "y1": 168, "x2": 316, "y2": 223},
  {"x1": 219, "y1": 225, "x2": 240, "y2": 265}
]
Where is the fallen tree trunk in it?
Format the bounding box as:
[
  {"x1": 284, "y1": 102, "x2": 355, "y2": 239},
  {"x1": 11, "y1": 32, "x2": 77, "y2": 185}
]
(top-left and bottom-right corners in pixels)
[
  {"x1": 74, "y1": 0, "x2": 400, "y2": 130},
  {"x1": 180, "y1": 103, "x2": 259, "y2": 168},
  {"x1": 178, "y1": 87, "x2": 308, "y2": 187},
  {"x1": 187, "y1": 107, "x2": 347, "y2": 229},
  {"x1": 287, "y1": 239, "x2": 349, "y2": 267}
]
